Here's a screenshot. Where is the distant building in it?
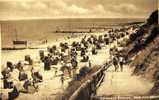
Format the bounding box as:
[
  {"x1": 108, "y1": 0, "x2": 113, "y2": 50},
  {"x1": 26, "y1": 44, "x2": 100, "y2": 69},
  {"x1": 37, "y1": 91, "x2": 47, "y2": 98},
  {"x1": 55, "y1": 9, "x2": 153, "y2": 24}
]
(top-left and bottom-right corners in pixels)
[{"x1": 13, "y1": 40, "x2": 27, "y2": 49}]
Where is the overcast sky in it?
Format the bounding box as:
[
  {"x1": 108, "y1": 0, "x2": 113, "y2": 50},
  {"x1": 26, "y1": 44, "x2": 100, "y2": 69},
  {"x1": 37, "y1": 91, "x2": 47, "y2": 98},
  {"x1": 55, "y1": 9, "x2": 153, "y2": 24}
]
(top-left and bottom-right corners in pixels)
[{"x1": 0, "y1": 0, "x2": 158, "y2": 20}]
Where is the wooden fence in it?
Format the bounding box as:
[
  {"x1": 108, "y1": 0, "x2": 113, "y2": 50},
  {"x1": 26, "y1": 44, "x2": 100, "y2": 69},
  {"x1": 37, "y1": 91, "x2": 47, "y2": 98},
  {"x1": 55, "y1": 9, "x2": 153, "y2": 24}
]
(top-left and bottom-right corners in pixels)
[{"x1": 69, "y1": 61, "x2": 112, "y2": 100}]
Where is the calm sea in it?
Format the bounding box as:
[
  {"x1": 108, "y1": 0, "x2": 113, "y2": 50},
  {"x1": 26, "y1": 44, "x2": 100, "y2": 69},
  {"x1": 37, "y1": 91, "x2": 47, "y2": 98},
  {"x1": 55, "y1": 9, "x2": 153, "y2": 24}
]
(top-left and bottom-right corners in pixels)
[{"x1": 0, "y1": 18, "x2": 145, "y2": 48}]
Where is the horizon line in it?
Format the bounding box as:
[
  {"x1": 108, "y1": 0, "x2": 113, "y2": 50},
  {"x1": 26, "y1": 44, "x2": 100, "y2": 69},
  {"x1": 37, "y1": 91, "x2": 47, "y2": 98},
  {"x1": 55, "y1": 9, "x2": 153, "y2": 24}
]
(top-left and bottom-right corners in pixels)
[{"x1": 0, "y1": 17, "x2": 147, "y2": 21}]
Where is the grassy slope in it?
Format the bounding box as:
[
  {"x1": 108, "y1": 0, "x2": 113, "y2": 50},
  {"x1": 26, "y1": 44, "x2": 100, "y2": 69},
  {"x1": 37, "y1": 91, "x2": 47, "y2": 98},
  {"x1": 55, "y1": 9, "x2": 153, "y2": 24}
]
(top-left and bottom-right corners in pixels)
[{"x1": 127, "y1": 10, "x2": 159, "y2": 95}]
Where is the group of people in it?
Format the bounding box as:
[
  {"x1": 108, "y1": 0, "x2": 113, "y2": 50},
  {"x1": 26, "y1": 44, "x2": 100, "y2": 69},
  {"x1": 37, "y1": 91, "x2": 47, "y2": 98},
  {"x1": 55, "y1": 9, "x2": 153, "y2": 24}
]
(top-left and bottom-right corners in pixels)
[
  {"x1": 1, "y1": 24, "x2": 139, "y2": 99},
  {"x1": 37, "y1": 25, "x2": 139, "y2": 82}
]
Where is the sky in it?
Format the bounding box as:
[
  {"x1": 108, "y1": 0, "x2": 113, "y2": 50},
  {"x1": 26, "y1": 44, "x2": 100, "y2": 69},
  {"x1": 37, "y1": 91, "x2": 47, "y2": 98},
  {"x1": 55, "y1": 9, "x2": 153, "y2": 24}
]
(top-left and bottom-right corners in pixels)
[{"x1": 0, "y1": 0, "x2": 158, "y2": 20}]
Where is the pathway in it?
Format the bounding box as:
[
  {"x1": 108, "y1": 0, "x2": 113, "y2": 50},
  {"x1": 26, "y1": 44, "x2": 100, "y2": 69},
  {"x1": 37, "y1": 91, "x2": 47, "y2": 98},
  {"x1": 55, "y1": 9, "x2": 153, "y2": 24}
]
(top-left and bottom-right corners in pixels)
[{"x1": 96, "y1": 64, "x2": 153, "y2": 96}]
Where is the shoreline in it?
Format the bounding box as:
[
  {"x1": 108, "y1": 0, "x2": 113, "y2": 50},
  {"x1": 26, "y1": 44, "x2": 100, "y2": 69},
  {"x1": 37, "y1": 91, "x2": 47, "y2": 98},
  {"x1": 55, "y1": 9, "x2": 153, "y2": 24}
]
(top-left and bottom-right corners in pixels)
[
  {"x1": 1, "y1": 21, "x2": 144, "y2": 50},
  {"x1": 1, "y1": 21, "x2": 144, "y2": 66}
]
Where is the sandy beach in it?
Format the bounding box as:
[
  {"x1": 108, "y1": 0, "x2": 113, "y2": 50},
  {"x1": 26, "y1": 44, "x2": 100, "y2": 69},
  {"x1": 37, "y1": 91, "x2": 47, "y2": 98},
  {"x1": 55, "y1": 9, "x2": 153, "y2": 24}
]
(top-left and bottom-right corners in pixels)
[{"x1": 1, "y1": 30, "x2": 114, "y2": 99}]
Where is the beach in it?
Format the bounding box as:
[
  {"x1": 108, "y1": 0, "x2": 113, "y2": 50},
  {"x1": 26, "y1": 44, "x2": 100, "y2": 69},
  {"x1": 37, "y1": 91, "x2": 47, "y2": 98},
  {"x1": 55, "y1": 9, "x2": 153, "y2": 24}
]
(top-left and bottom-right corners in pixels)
[
  {"x1": 0, "y1": 18, "x2": 147, "y2": 99},
  {"x1": 1, "y1": 29, "x2": 113, "y2": 99}
]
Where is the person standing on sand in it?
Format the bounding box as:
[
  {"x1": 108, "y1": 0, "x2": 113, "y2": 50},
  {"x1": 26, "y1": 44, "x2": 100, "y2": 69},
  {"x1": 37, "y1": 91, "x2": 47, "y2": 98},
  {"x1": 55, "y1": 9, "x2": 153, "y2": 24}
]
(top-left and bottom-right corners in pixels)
[
  {"x1": 112, "y1": 55, "x2": 119, "y2": 72},
  {"x1": 54, "y1": 68, "x2": 58, "y2": 77},
  {"x1": 86, "y1": 59, "x2": 92, "y2": 68},
  {"x1": 119, "y1": 56, "x2": 124, "y2": 72},
  {"x1": 60, "y1": 74, "x2": 64, "y2": 88},
  {"x1": 89, "y1": 60, "x2": 92, "y2": 68}
]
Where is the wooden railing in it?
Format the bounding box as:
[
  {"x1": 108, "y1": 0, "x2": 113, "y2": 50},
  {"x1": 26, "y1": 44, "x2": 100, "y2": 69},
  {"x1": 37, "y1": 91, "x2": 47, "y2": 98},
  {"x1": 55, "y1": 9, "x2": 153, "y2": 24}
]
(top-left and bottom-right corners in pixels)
[{"x1": 69, "y1": 61, "x2": 112, "y2": 100}]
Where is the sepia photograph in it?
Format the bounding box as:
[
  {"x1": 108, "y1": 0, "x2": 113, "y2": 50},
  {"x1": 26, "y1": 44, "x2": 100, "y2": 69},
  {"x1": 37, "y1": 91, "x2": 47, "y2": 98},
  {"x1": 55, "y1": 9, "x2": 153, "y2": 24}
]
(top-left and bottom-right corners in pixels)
[{"x1": 0, "y1": 0, "x2": 158, "y2": 100}]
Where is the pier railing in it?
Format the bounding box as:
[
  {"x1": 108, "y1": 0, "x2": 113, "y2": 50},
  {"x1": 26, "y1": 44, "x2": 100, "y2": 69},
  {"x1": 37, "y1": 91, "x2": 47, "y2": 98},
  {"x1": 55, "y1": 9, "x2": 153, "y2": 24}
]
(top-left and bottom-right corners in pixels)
[{"x1": 69, "y1": 61, "x2": 112, "y2": 100}]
